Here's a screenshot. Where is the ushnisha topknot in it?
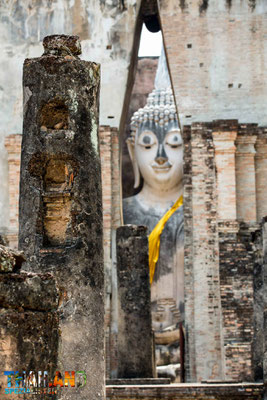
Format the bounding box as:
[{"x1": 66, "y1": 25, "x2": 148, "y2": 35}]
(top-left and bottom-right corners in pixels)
[{"x1": 129, "y1": 87, "x2": 179, "y2": 141}]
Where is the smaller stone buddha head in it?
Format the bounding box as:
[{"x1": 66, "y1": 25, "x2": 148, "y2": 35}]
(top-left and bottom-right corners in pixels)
[{"x1": 127, "y1": 87, "x2": 183, "y2": 192}]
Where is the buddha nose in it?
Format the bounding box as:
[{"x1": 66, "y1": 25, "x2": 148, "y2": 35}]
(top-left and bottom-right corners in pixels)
[
  {"x1": 156, "y1": 156, "x2": 167, "y2": 165},
  {"x1": 155, "y1": 144, "x2": 168, "y2": 165}
]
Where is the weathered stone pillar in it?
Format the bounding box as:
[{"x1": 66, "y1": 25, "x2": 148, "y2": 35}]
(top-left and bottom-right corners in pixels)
[
  {"x1": 235, "y1": 132, "x2": 257, "y2": 224},
  {"x1": 116, "y1": 225, "x2": 154, "y2": 378},
  {"x1": 255, "y1": 131, "x2": 267, "y2": 222},
  {"x1": 4, "y1": 134, "x2": 22, "y2": 248},
  {"x1": 19, "y1": 35, "x2": 104, "y2": 399},
  {"x1": 212, "y1": 122, "x2": 237, "y2": 223}
]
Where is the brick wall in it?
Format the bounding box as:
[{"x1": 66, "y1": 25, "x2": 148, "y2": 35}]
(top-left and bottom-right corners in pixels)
[
  {"x1": 255, "y1": 128, "x2": 267, "y2": 222},
  {"x1": 183, "y1": 122, "x2": 224, "y2": 382},
  {"x1": 236, "y1": 125, "x2": 257, "y2": 224},
  {"x1": 183, "y1": 120, "x2": 266, "y2": 383},
  {"x1": 159, "y1": 1, "x2": 267, "y2": 127},
  {"x1": 219, "y1": 228, "x2": 254, "y2": 381},
  {"x1": 4, "y1": 134, "x2": 22, "y2": 248},
  {"x1": 106, "y1": 382, "x2": 263, "y2": 399}
]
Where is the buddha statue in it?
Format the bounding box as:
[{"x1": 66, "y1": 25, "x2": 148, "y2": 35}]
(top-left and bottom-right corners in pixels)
[{"x1": 123, "y1": 86, "x2": 184, "y2": 331}]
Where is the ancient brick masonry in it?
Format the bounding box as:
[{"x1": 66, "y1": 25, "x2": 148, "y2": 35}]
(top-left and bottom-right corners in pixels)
[
  {"x1": 235, "y1": 125, "x2": 258, "y2": 224},
  {"x1": 255, "y1": 128, "x2": 267, "y2": 221},
  {"x1": 106, "y1": 382, "x2": 264, "y2": 400},
  {"x1": 182, "y1": 120, "x2": 266, "y2": 383},
  {"x1": 116, "y1": 225, "x2": 154, "y2": 378},
  {"x1": 158, "y1": 1, "x2": 267, "y2": 127},
  {"x1": 183, "y1": 122, "x2": 224, "y2": 382},
  {"x1": 4, "y1": 134, "x2": 22, "y2": 248},
  {"x1": 212, "y1": 121, "x2": 255, "y2": 381},
  {"x1": 99, "y1": 125, "x2": 121, "y2": 378},
  {"x1": 19, "y1": 35, "x2": 104, "y2": 399},
  {"x1": 214, "y1": 123, "x2": 267, "y2": 382},
  {"x1": 252, "y1": 218, "x2": 267, "y2": 384},
  {"x1": 219, "y1": 225, "x2": 254, "y2": 381}
]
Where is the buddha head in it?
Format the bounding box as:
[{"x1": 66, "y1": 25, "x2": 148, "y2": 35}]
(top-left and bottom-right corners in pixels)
[{"x1": 127, "y1": 87, "x2": 183, "y2": 192}]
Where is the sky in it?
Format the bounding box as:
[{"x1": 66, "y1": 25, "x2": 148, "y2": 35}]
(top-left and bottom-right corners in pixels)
[{"x1": 138, "y1": 24, "x2": 162, "y2": 57}]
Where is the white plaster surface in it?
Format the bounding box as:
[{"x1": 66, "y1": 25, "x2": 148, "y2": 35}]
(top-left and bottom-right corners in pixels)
[{"x1": 159, "y1": 0, "x2": 267, "y2": 127}]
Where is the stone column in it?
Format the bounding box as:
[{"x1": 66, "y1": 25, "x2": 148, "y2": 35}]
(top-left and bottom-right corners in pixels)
[
  {"x1": 19, "y1": 35, "x2": 104, "y2": 399},
  {"x1": 116, "y1": 225, "x2": 154, "y2": 378},
  {"x1": 212, "y1": 129, "x2": 237, "y2": 224},
  {"x1": 4, "y1": 134, "x2": 22, "y2": 248},
  {"x1": 235, "y1": 134, "x2": 257, "y2": 224},
  {"x1": 255, "y1": 132, "x2": 267, "y2": 222}
]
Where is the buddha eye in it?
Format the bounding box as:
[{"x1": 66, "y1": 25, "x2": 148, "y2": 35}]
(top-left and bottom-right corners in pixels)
[
  {"x1": 143, "y1": 135, "x2": 151, "y2": 145},
  {"x1": 138, "y1": 131, "x2": 157, "y2": 149},
  {"x1": 165, "y1": 131, "x2": 183, "y2": 148}
]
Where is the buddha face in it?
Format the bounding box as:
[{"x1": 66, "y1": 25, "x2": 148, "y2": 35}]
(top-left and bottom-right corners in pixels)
[{"x1": 134, "y1": 125, "x2": 183, "y2": 191}]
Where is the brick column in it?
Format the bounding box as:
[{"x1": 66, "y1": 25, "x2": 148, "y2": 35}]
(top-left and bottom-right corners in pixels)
[
  {"x1": 4, "y1": 134, "x2": 22, "y2": 248},
  {"x1": 99, "y1": 125, "x2": 121, "y2": 378},
  {"x1": 183, "y1": 123, "x2": 225, "y2": 382},
  {"x1": 99, "y1": 125, "x2": 121, "y2": 282},
  {"x1": 110, "y1": 127, "x2": 121, "y2": 378},
  {"x1": 99, "y1": 127, "x2": 112, "y2": 282},
  {"x1": 99, "y1": 126, "x2": 113, "y2": 378},
  {"x1": 255, "y1": 132, "x2": 267, "y2": 221},
  {"x1": 235, "y1": 135, "x2": 257, "y2": 224},
  {"x1": 212, "y1": 130, "x2": 237, "y2": 224},
  {"x1": 111, "y1": 128, "x2": 121, "y2": 229}
]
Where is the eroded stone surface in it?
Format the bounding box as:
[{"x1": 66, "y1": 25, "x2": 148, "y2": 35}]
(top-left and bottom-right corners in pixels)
[
  {"x1": 0, "y1": 272, "x2": 58, "y2": 311},
  {"x1": 0, "y1": 308, "x2": 59, "y2": 391},
  {"x1": 19, "y1": 35, "x2": 104, "y2": 400},
  {"x1": 0, "y1": 245, "x2": 59, "y2": 400},
  {"x1": 0, "y1": 245, "x2": 25, "y2": 272},
  {"x1": 43, "y1": 34, "x2": 82, "y2": 56},
  {"x1": 116, "y1": 225, "x2": 154, "y2": 378}
]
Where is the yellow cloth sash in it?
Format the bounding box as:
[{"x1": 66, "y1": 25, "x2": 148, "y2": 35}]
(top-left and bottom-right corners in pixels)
[{"x1": 148, "y1": 195, "x2": 183, "y2": 284}]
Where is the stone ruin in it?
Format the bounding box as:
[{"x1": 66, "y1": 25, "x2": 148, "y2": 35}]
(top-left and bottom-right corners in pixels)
[
  {"x1": 116, "y1": 225, "x2": 154, "y2": 379},
  {"x1": 1, "y1": 35, "x2": 104, "y2": 400},
  {"x1": 1, "y1": 31, "x2": 267, "y2": 400},
  {"x1": 0, "y1": 243, "x2": 59, "y2": 400}
]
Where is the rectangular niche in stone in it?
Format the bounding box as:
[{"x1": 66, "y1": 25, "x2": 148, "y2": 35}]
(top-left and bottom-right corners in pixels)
[
  {"x1": 43, "y1": 158, "x2": 74, "y2": 247},
  {"x1": 40, "y1": 98, "x2": 69, "y2": 130},
  {"x1": 43, "y1": 193, "x2": 72, "y2": 246},
  {"x1": 27, "y1": 154, "x2": 77, "y2": 248}
]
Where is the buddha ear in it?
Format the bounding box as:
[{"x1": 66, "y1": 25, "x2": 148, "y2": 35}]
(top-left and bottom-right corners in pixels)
[{"x1": 126, "y1": 137, "x2": 140, "y2": 189}]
